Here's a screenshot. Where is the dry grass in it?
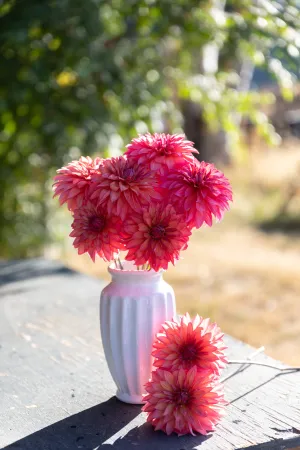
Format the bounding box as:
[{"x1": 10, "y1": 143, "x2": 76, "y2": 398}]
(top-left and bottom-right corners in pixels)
[{"x1": 58, "y1": 143, "x2": 300, "y2": 366}]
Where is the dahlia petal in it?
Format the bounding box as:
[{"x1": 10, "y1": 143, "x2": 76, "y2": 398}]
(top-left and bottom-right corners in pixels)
[
  {"x1": 165, "y1": 353, "x2": 178, "y2": 361},
  {"x1": 177, "y1": 369, "x2": 185, "y2": 388},
  {"x1": 154, "y1": 419, "x2": 166, "y2": 431},
  {"x1": 160, "y1": 381, "x2": 172, "y2": 392},
  {"x1": 165, "y1": 421, "x2": 174, "y2": 435},
  {"x1": 164, "y1": 371, "x2": 174, "y2": 385},
  {"x1": 164, "y1": 404, "x2": 175, "y2": 416}
]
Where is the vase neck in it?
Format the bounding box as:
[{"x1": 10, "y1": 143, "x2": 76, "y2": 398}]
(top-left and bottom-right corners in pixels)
[
  {"x1": 110, "y1": 273, "x2": 163, "y2": 285},
  {"x1": 108, "y1": 262, "x2": 164, "y2": 284}
]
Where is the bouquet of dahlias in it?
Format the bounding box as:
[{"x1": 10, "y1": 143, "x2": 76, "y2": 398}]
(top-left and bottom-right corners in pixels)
[{"x1": 53, "y1": 133, "x2": 232, "y2": 271}]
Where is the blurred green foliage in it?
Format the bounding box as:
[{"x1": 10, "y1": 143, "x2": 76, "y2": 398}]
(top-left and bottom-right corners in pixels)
[{"x1": 1, "y1": 0, "x2": 300, "y2": 257}]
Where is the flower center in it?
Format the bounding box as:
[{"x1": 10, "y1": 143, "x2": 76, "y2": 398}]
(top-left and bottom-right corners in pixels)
[
  {"x1": 156, "y1": 143, "x2": 170, "y2": 156},
  {"x1": 181, "y1": 344, "x2": 198, "y2": 362},
  {"x1": 88, "y1": 215, "x2": 106, "y2": 232},
  {"x1": 150, "y1": 224, "x2": 166, "y2": 240},
  {"x1": 192, "y1": 172, "x2": 207, "y2": 189},
  {"x1": 174, "y1": 389, "x2": 190, "y2": 406},
  {"x1": 123, "y1": 167, "x2": 135, "y2": 181}
]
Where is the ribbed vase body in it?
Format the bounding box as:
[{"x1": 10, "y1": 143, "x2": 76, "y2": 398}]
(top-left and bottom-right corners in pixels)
[{"x1": 100, "y1": 262, "x2": 176, "y2": 404}]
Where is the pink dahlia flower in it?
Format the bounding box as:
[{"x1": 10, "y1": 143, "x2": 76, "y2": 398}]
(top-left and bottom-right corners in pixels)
[
  {"x1": 143, "y1": 366, "x2": 225, "y2": 436},
  {"x1": 90, "y1": 156, "x2": 161, "y2": 221},
  {"x1": 70, "y1": 201, "x2": 122, "y2": 262},
  {"x1": 163, "y1": 160, "x2": 232, "y2": 228},
  {"x1": 123, "y1": 204, "x2": 191, "y2": 271},
  {"x1": 152, "y1": 313, "x2": 227, "y2": 375},
  {"x1": 53, "y1": 156, "x2": 103, "y2": 211},
  {"x1": 125, "y1": 133, "x2": 198, "y2": 172}
]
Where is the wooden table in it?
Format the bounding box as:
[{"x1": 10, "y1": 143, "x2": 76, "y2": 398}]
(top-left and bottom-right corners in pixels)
[{"x1": 1, "y1": 259, "x2": 300, "y2": 450}]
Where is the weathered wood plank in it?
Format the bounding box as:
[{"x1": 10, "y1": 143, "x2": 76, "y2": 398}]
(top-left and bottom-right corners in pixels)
[
  {"x1": 240, "y1": 436, "x2": 300, "y2": 450},
  {"x1": 0, "y1": 259, "x2": 300, "y2": 450}
]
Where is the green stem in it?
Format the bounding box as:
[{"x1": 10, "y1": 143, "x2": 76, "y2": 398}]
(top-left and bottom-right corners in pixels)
[{"x1": 118, "y1": 257, "x2": 123, "y2": 270}]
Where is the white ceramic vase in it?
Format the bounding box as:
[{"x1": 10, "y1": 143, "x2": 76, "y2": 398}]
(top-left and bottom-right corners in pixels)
[{"x1": 100, "y1": 261, "x2": 176, "y2": 404}]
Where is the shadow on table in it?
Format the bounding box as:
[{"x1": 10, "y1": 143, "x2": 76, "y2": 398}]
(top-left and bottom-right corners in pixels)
[
  {"x1": 0, "y1": 258, "x2": 75, "y2": 287},
  {"x1": 4, "y1": 396, "x2": 211, "y2": 450},
  {"x1": 102, "y1": 420, "x2": 211, "y2": 450}
]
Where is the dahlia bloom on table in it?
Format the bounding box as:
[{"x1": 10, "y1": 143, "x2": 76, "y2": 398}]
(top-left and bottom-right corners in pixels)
[
  {"x1": 143, "y1": 366, "x2": 226, "y2": 436},
  {"x1": 143, "y1": 313, "x2": 227, "y2": 436},
  {"x1": 152, "y1": 313, "x2": 228, "y2": 375},
  {"x1": 53, "y1": 133, "x2": 232, "y2": 270}
]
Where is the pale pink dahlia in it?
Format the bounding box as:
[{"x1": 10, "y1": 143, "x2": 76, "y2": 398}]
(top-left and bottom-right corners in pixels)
[
  {"x1": 123, "y1": 204, "x2": 191, "y2": 271},
  {"x1": 125, "y1": 133, "x2": 198, "y2": 172},
  {"x1": 143, "y1": 366, "x2": 225, "y2": 436},
  {"x1": 53, "y1": 156, "x2": 103, "y2": 211},
  {"x1": 152, "y1": 313, "x2": 227, "y2": 375},
  {"x1": 90, "y1": 156, "x2": 161, "y2": 221},
  {"x1": 70, "y1": 201, "x2": 122, "y2": 262},
  {"x1": 163, "y1": 160, "x2": 232, "y2": 228}
]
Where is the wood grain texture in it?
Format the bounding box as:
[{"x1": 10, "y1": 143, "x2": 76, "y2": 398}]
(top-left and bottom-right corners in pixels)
[{"x1": 1, "y1": 258, "x2": 300, "y2": 450}]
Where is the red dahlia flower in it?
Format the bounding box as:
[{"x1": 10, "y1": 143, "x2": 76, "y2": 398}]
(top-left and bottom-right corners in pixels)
[
  {"x1": 90, "y1": 156, "x2": 161, "y2": 221},
  {"x1": 153, "y1": 313, "x2": 227, "y2": 375},
  {"x1": 163, "y1": 160, "x2": 232, "y2": 228},
  {"x1": 123, "y1": 204, "x2": 191, "y2": 271},
  {"x1": 70, "y1": 202, "x2": 122, "y2": 262},
  {"x1": 125, "y1": 133, "x2": 198, "y2": 172},
  {"x1": 143, "y1": 366, "x2": 225, "y2": 436},
  {"x1": 53, "y1": 156, "x2": 103, "y2": 211}
]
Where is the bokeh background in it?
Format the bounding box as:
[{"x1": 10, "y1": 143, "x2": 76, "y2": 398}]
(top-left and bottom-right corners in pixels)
[{"x1": 1, "y1": 0, "x2": 300, "y2": 364}]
